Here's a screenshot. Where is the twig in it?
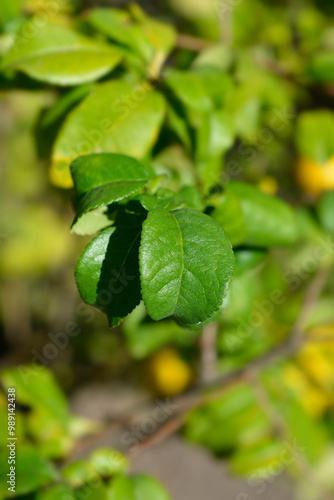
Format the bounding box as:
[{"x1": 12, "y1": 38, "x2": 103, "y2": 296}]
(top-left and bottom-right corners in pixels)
[
  {"x1": 199, "y1": 322, "x2": 218, "y2": 383},
  {"x1": 126, "y1": 265, "x2": 331, "y2": 458},
  {"x1": 176, "y1": 34, "x2": 212, "y2": 52}
]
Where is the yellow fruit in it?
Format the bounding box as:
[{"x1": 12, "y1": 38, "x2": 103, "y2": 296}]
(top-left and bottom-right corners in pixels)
[
  {"x1": 296, "y1": 156, "x2": 334, "y2": 196},
  {"x1": 257, "y1": 176, "x2": 278, "y2": 196},
  {"x1": 49, "y1": 162, "x2": 74, "y2": 189},
  {"x1": 282, "y1": 363, "x2": 328, "y2": 417},
  {"x1": 298, "y1": 324, "x2": 334, "y2": 390},
  {"x1": 148, "y1": 348, "x2": 193, "y2": 396}
]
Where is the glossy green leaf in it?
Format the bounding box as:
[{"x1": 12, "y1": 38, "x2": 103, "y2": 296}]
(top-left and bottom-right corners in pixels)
[
  {"x1": 226, "y1": 182, "x2": 298, "y2": 247},
  {"x1": 139, "y1": 208, "x2": 234, "y2": 324},
  {"x1": 0, "y1": 446, "x2": 57, "y2": 496},
  {"x1": 52, "y1": 79, "x2": 165, "y2": 184},
  {"x1": 108, "y1": 475, "x2": 171, "y2": 500},
  {"x1": 2, "y1": 22, "x2": 122, "y2": 85},
  {"x1": 317, "y1": 191, "x2": 334, "y2": 235},
  {"x1": 296, "y1": 110, "x2": 334, "y2": 163},
  {"x1": 70, "y1": 154, "x2": 150, "y2": 226},
  {"x1": 75, "y1": 226, "x2": 142, "y2": 327}
]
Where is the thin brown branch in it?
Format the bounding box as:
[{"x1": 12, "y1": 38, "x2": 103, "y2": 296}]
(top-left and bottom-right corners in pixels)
[{"x1": 176, "y1": 34, "x2": 212, "y2": 52}]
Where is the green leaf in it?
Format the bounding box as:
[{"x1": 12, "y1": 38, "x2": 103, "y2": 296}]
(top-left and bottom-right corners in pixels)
[
  {"x1": 75, "y1": 225, "x2": 142, "y2": 327},
  {"x1": 41, "y1": 84, "x2": 93, "y2": 128},
  {"x1": 234, "y1": 248, "x2": 267, "y2": 275},
  {"x1": 1, "y1": 367, "x2": 70, "y2": 424},
  {"x1": 37, "y1": 484, "x2": 75, "y2": 500},
  {"x1": 108, "y1": 475, "x2": 171, "y2": 500},
  {"x1": 164, "y1": 69, "x2": 212, "y2": 113},
  {"x1": 209, "y1": 190, "x2": 248, "y2": 246},
  {"x1": 317, "y1": 191, "x2": 334, "y2": 235},
  {"x1": 308, "y1": 51, "x2": 334, "y2": 83},
  {"x1": 88, "y1": 6, "x2": 176, "y2": 74},
  {"x1": 139, "y1": 208, "x2": 234, "y2": 324},
  {"x1": 192, "y1": 44, "x2": 233, "y2": 71},
  {"x1": 2, "y1": 22, "x2": 122, "y2": 85},
  {"x1": 52, "y1": 79, "x2": 165, "y2": 185},
  {"x1": 226, "y1": 182, "x2": 298, "y2": 247},
  {"x1": 63, "y1": 460, "x2": 95, "y2": 488},
  {"x1": 75, "y1": 482, "x2": 109, "y2": 500},
  {"x1": 191, "y1": 67, "x2": 233, "y2": 109},
  {"x1": 70, "y1": 154, "x2": 150, "y2": 226},
  {"x1": 0, "y1": 445, "x2": 57, "y2": 496},
  {"x1": 89, "y1": 448, "x2": 129, "y2": 477},
  {"x1": 210, "y1": 110, "x2": 235, "y2": 155},
  {"x1": 296, "y1": 110, "x2": 334, "y2": 163},
  {"x1": 230, "y1": 439, "x2": 284, "y2": 477}
]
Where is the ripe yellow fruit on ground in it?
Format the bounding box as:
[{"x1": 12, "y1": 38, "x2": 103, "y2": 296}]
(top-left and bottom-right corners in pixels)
[
  {"x1": 148, "y1": 348, "x2": 193, "y2": 396},
  {"x1": 296, "y1": 156, "x2": 334, "y2": 196}
]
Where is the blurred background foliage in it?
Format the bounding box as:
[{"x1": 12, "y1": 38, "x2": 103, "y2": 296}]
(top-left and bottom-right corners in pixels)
[{"x1": 0, "y1": 0, "x2": 334, "y2": 499}]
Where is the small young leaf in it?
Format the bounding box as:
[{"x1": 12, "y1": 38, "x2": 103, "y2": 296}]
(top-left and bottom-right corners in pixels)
[
  {"x1": 139, "y1": 208, "x2": 234, "y2": 324},
  {"x1": 2, "y1": 22, "x2": 122, "y2": 86},
  {"x1": 75, "y1": 225, "x2": 142, "y2": 327},
  {"x1": 70, "y1": 154, "x2": 150, "y2": 226}
]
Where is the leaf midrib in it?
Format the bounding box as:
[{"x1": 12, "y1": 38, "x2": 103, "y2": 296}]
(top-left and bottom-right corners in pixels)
[
  {"x1": 4, "y1": 44, "x2": 117, "y2": 69},
  {"x1": 170, "y1": 211, "x2": 184, "y2": 314}
]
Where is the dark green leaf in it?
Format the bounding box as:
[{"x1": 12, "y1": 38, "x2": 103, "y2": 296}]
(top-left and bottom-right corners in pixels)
[
  {"x1": 139, "y1": 208, "x2": 234, "y2": 324},
  {"x1": 70, "y1": 154, "x2": 150, "y2": 226},
  {"x1": 75, "y1": 226, "x2": 142, "y2": 327}
]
